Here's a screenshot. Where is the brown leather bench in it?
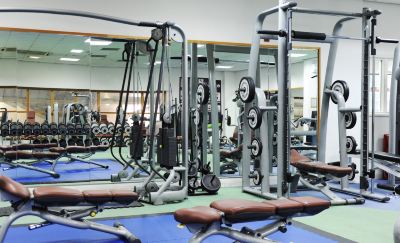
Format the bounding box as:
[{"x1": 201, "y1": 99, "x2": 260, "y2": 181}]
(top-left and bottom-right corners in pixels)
[
  {"x1": 4, "y1": 151, "x2": 60, "y2": 160},
  {"x1": 0, "y1": 143, "x2": 58, "y2": 151},
  {"x1": 175, "y1": 196, "x2": 329, "y2": 224},
  {"x1": 0, "y1": 175, "x2": 138, "y2": 206},
  {"x1": 49, "y1": 145, "x2": 109, "y2": 154},
  {"x1": 0, "y1": 175, "x2": 139, "y2": 242},
  {"x1": 290, "y1": 149, "x2": 352, "y2": 178},
  {"x1": 174, "y1": 197, "x2": 330, "y2": 242}
]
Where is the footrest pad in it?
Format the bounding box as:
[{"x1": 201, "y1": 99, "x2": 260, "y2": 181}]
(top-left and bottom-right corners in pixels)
[{"x1": 174, "y1": 206, "x2": 222, "y2": 224}]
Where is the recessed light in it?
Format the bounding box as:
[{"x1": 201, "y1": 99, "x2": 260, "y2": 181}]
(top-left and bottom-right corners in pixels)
[
  {"x1": 29, "y1": 56, "x2": 40, "y2": 59},
  {"x1": 216, "y1": 65, "x2": 233, "y2": 69},
  {"x1": 60, "y1": 57, "x2": 80, "y2": 62},
  {"x1": 290, "y1": 53, "x2": 307, "y2": 58},
  {"x1": 85, "y1": 38, "x2": 112, "y2": 46},
  {"x1": 70, "y1": 49, "x2": 84, "y2": 54},
  {"x1": 146, "y1": 61, "x2": 162, "y2": 65}
]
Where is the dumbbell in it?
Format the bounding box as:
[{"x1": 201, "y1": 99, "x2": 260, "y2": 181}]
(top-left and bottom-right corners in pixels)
[
  {"x1": 32, "y1": 138, "x2": 41, "y2": 144},
  {"x1": 41, "y1": 122, "x2": 50, "y2": 135},
  {"x1": 67, "y1": 137, "x2": 77, "y2": 146},
  {"x1": 115, "y1": 124, "x2": 123, "y2": 134},
  {"x1": 10, "y1": 122, "x2": 23, "y2": 136},
  {"x1": 124, "y1": 137, "x2": 132, "y2": 146},
  {"x1": 124, "y1": 124, "x2": 131, "y2": 134},
  {"x1": 59, "y1": 138, "x2": 67, "y2": 148},
  {"x1": 100, "y1": 137, "x2": 110, "y2": 146},
  {"x1": 99, "y1": 123, "x2": 108, "y2": 134},
  {"x1": 92, "y1": 137, "x2": 100, "y2": 146},
  {"x1": 41, "y1": 138, "x2": 49, "y2": 144},
  {"x1": 58, "y1": 123, "x2": 67, "y2": 135},
  {"x1": 67, "y1": 123, "x2": 75, "y2": 135},
  {"x1": 84, "y1": 138, "x2": 92, "y2": 147},
  {"x1": 91, "y1": 123, "x2": 100, "y2": 135},
  {"x1": 50, "y1": 138, "x2": 58, "y2": 145},
  {"x1": 32, "y1": 122, "x2": 42, "y2": 136},
  {"x1": 108, "y1": 123, "x2": 115, "y2": 134},
  {"x1": 75, "y1": 123, "x2": 83, "y2": 135},
  {"x1": 23, "y1": 122, "x2": 33, "y2": 136},
  {"x1": 1, "y1": 122, "x2": 9, "y2": 137},
  {"x1": 76, "y1": 137, "x2": 84, "y2": 146},
  {"x1": 83, "y1": 123, "x2": 91, "y2": 135},
  {"x1": 49, "y1": 122, "x2": 58, "y2": 135}
]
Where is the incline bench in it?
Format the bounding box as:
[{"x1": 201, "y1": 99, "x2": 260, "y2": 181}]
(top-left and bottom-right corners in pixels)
[
  {"x1": 174, "y1": 196, "x2": 330, "y2": 243},
  {"x1": 291, "y1": 149, "x2": 364, "y2": 205},
  {"x1": 0, "y1": 175, "x2": 140, "y2": 242},
  {"x1": 0, "y1": 144, "x2": 109, "y2": 178}
]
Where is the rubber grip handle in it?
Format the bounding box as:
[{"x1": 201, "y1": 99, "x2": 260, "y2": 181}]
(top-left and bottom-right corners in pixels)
[{"x1": 292, "y1": 31, "x2": 326, "y2": 40}]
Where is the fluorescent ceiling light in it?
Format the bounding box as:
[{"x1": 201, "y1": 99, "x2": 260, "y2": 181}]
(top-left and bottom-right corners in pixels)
[
  {"x1": 29, "y1": 56, "x2": 40, "y2": 59},
  {"x1": 290, "y1": 53, "x2": 307, "y2": 58},
  {"x1": 70, "y1": 49, "x2": 84, "y2": 54},
  {"x1": 59, "y1": 57, "x2": 80, "y2": 62},
  {"x1": 84, "y1": 38, "x2": 112, "y2": 46},
  {"x1": 146, "y1": 61, "x2": 162, "y2": 65},
  {"x1": 197, "y1": 55, "x2": 204, "y2": 57},
  {"x1": 197, "y1": 44, "x2": 205, "y2": 48},
  {"x1": 216, "y1": 65, "x2": 233, "y2": 69}
]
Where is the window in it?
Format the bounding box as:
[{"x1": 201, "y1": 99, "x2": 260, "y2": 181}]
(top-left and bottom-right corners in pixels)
[{"x1": 370, "y1": 58, "x2": 393, "y2": 114}]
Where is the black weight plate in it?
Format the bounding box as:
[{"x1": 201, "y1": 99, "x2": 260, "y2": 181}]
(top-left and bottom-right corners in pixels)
[
  {"x1": 239, "y1": 76, "x2": 255, "y2": 103},
  {"x1": 344, "y1": 112, "x2": 357, "y2": 129},
  {"x1": 201, "y1": 174, "x2": 221, "y2": 194},
  {"x1": 331, "y1": 80, "x2": 350, "y2": 104}
]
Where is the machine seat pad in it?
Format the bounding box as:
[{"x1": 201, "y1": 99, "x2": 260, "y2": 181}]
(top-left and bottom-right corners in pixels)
[
  {"x1": 82, "y1": 190, "x2": 113, "y2": 204},
  {"x1": 32, "y1": 152, "x2": 60, "y2": 160},
  {"x1": 210, "y1": 199, "x2": 276, "y2": 222},
  {"x1": 49, "y1": 147, "x2": 67, "y2": 154},
  {"x1": 90, "y1": 145, "x2": 109, "y2": 152},
  {"x1": 291, "y1": 149, "x2": 312, "y2": 163},
  {"x1": 0, "y1": 176, "x2": 30, "y2": 201},
  {"x1": 290, "y1": 196, "x2": 330, "y2": 215},
  {"x1": 174, "y1": 206, "x2": 222, "y2": 225},
  {"x1": 0, "y1": 146, "x2": 13, "y2": 152},
  {"x1": 66, "y1": 146, "x2": 91, "y2": 153},
  {"x1": 262, "y1": 199, "x2": 304, "y2": 217},
  {"x1": 33, "y1": 187, "x2": 84, "y2": 205},
  {"x1": 4, "y1": 151, "x2": 33, "y2": 160},
  {"x1": 11, "y1": 144, "x2": 34, "y2": 150},
  {"x1": 110, "y1": 190, "x2": 138, "y2": 204},
  {"x1": 33, "y1": 143, "x2": 58, "y2": 149}
]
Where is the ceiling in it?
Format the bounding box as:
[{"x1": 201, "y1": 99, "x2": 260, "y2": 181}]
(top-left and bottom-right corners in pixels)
[{"x1": 0, "y1": 30, "x2": 318, "y2": 72}]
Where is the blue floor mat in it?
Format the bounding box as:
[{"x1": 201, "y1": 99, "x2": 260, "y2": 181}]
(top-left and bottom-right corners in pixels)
[
  {"x1": 0, "y1": 159, "x2": 133, "y2": 184},
  {"x1": 4, "y1": 214, "x2": 343, "y2": 243}
]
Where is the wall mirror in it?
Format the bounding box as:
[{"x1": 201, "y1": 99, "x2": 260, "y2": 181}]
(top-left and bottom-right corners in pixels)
[{"x1": 0, "y1": 28, "x2": 319, "y2": 184}]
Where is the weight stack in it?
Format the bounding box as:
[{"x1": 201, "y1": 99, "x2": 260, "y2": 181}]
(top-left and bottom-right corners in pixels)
[
  {"x1": 130, "y1": 123, "x2": 143, "y2": 159},
  {"x1": 157, "y1": 127, "x2": 177, "y2": 168}
]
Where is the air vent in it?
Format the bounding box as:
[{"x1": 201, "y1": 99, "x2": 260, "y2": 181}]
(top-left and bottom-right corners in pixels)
[
  {"x1": 91, "y1": 54, "x2": 107, "y2": 58},
  {"x1": 17, "y1": 50, "x2": 50, "y2": 56},
  {"x1": 100, "y1": 47, "x2": 120, "y2": 51}
]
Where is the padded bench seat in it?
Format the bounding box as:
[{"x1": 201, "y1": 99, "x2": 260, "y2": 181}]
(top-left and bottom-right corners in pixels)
[
  {"x1": 49, "y1": 145, "x2": 109, "y2": 154},
  {"x1": 290, "y1": 150, "x2": 352, "y2": 178},
  {"x1": 4, "y1": 151, "x2": 60, "y2": 160},
  {"x1": 174, "y1": 196, "x2": 330, "y2": 225},
  {"x1": 33, "y1": 187, "x2": 138, "y2": 206}
]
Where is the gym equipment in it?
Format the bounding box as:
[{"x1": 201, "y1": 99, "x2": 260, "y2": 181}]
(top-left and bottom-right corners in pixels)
[
  {"x1": 91, "y1": 123, "x2": 100, "y2": 135},
  {"x1": 344, "y1": 112, "x2": 357, "y2": 129},
  {"x1": 174, "y1": 196, "x2": 330, "y2": 243},
  {"x1": 99, "y1": 123, "x2": 108, "y2": 134},
  {"x1": 32, "y1": 122, "x2": 41, "y2": 135},
  {"x1": 75, "y1": 123, "x2": 84, "y2": 134},
  {"x1": 330, "y1": 80, "x2": 349, "y2": 104},
  {"x1": 84, "y1": 138, "x2": 92, "y2": 147},
  {"x1": 23, "y1": 122, "x2": 33, "y2": 136},
  {"x1": 346, "y1": 136, "x2": 357, "y2": 154},
  {"x1": 1, "y1": 122, "x2": 9, "y2": 137},
  {"x1": 59, "y1": 138, "x2": 67, "y2": 148},
  {"x1": 41, "y1": 138, "x2": 49, "y2": 144},
  {"x1": 0, "y1": 175, "x2": 140, "y2": 243},
  {"x1": 76, "y1": 137, "x2": 84, "y2": 146},
  {"x1": 67, "y1": 137, "x2": 77, "y2": 146},
  {"x1": 92, "y1": 137, "x2": 100, "y2": 146},
  {"x1": 238, "y1": 76, "x2": 256, "y2": 103},
  {"x1": 196, "y1": 83, "x2": 210, "y2": 105},
  {"x1": 108, "y1": 123, "x2": 115, "y2": 134},
  {"x1": 41, "y1": 122, "x2": 50, "y2": 135},
  {"x1": 58, "y1": 123, "x2": 67, "y2": 135},
  {"x1": 67, "y1": 122, "x2": 76, "y2": 135},
  {"x1": 49, "y1": 122, "x2": 58, "y2": 135},
  {"x1": 50, "y1": 138, "x2": 58, "y2": 145},
  {"x1": 10, "y1": 122, "x2": 23, "y2": 136}
]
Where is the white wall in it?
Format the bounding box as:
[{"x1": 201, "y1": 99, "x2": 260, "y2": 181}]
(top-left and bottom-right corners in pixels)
[{"x1": 0, "y1": 0, "x2": 397, "y2": 161}]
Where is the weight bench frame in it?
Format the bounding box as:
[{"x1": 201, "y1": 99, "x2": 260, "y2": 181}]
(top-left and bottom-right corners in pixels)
[
  {"x1": 50, "y1": 150, "x2": 109, "y2": 172},
  {"x1": 0, "y1": 176, "x2": 140, "y2": 242}
]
